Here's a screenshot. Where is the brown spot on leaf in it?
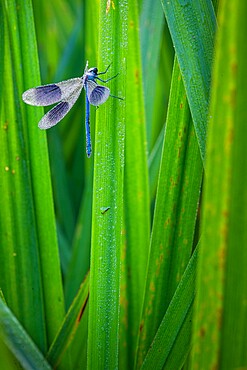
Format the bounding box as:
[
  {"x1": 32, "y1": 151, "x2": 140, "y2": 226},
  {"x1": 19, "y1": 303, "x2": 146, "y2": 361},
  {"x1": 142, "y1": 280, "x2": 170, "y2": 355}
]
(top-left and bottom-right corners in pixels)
[
  {"x1": 139, "y1": 321, "x2": 144, "y2": 332},
  {"x1": 77, "y1": 292, "x2": 89, "y2": 323},
  {"x1": 199, "y1": 326, "x2": 206, "y2": 337},
  {"x1": 231, "y1": 62, "x2": 237, "y2": 76},
  {"x1": 135, "y1": 68, "x2": 139, "y2": 84}
]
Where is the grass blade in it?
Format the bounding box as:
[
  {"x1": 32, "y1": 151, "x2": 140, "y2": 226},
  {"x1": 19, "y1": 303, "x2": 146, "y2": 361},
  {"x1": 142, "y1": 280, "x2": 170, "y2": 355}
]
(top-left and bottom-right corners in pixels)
[
  {"x1": 140, "y1": 0, "x2": 164, "y2": 151},
  {"x1": 136, "y1": 57, "x2": 202, "y2": 367},
  {"x1": 1, "y1": 0, "x2": 66, "y2": 361},
  {"x1": 0, "y1": 1, "x2": 47, "y2": 351},
  {"x1": 191, "y1": 0, "x2": 247, "y2": 368},
  {"x1": 121, "y1": 0, "x2": 151, "y2": 367},
  {"x1": 0, "y1": 298, "x2": 52, "y2": 370},
  {"x1": 161, "y1": 0, "x2": 216, "y2": 161},
  {"x1": 18, "y1": 1, "x2": 66, "y2": 348},
  {"x1": 86, "y1": 1, "x2": 127, "y2": 368},
  {"x1": 47, "y1": 274, "x2": 89, "y2": 368},
  {"x1": 141, "y1": 247, "x2": 197, "y2": 370}
]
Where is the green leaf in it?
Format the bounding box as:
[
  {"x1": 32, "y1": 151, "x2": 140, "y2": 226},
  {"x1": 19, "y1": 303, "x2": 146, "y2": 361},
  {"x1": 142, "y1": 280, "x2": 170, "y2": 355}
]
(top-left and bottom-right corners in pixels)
[
  {"x1": 120, "y1": 0, "x2": 151, "y2": 367},
  {"x1": 47, "y1": 274, "x2": 89, "y2": 368},
  {"x1": 161, "y1": 0, "x2": 216, "y2": 161},
  {"x1": 0, "y1": 0, "x2": 66, "y2": 357},
  {"x1": 86, "y1": 1, "x2": 127, "y2": 368},
  {"x1": 141, "y1": 247, "x2": 197, "y2": 370},
  {"x1": 0, "y1": 298, "x2": 52, "y2": 370},
  {"x1": 0, "y1": 1, "x2": 46, "y2": 352},
  {"x1": 191, "y1": 0, "x2": 247, "y2": 368},
  {"x1": 136, "y1": 57, "x2": 203, "y2": 367},
  {"x1": 140, "y1": 0, "x2": 164, "y2": 151}
]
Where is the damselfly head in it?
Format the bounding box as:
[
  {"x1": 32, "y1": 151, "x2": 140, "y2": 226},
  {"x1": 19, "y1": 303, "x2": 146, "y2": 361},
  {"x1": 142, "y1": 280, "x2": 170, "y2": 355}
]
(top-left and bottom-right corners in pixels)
[{"x1": 87, "y1": 67, "x2": 98, "y2": 75}]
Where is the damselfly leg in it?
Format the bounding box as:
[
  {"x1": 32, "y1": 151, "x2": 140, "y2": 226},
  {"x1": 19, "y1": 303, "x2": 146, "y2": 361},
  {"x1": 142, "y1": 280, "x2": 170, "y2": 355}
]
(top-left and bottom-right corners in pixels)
[
  {"x1": 95, "y1": 74, "x2": 119, "y2": 84},
  {"x1": 95, "y1": 63, "x2": 119, "y2": 83},
  {"x1": 96, "y1": 63, "x2": 112, "y2": 76},
  {"x1": 110, "y1": 94, "x2": 124, "y2": 101}
]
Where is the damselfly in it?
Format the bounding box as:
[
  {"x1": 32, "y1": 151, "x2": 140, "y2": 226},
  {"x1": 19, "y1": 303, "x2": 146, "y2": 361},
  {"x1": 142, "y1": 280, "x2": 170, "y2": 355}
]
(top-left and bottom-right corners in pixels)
[{"x1": 22, "y1": 61, "x2": 121, "y2": 157}]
